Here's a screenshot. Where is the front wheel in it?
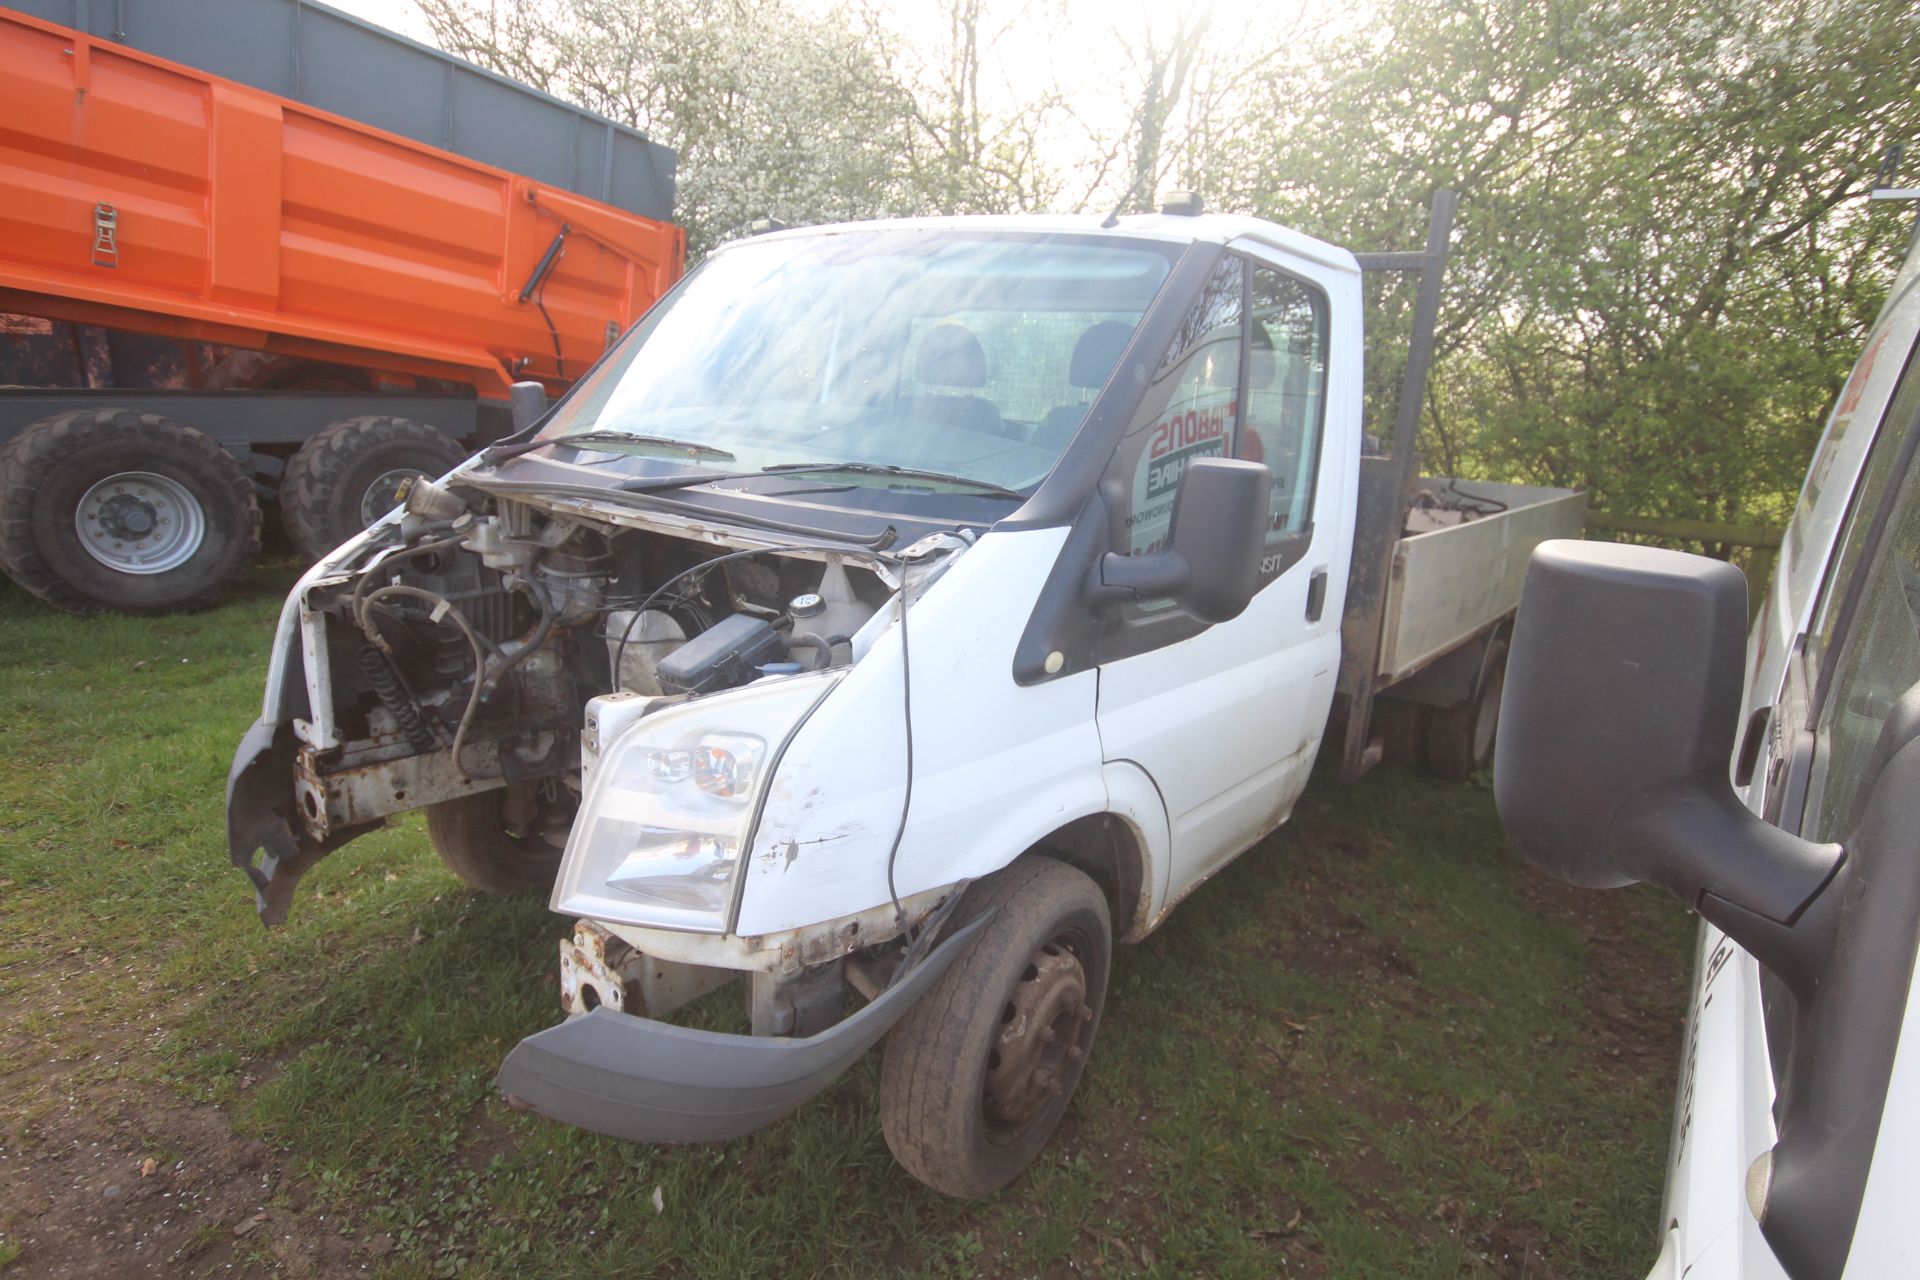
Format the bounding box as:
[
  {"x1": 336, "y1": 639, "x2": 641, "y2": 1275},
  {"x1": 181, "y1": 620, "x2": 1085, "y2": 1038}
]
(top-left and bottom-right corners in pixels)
[
  {"x1": 424, "y1": 782, "x2": 574, "y2": 895},
  {"x1": 880, "y1": 858, "x2": 1112, "y2": 1198}
]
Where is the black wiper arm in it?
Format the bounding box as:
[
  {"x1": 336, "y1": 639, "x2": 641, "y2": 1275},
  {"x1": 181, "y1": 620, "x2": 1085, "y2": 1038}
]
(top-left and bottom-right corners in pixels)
[
  {"x1": 760, "y1": 462, "x2": 1027, "y2": 501},
  {"x1": 483, "y1": 430, "x2": 737, "y2": 464},
  {"x1": 616, "y1": 471, "x2": 736, "y2": 493}
]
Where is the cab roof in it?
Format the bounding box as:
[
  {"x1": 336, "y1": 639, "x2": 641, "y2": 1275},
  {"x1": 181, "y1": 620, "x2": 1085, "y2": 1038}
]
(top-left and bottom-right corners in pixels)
[{"x1": 729, "y1": 212, "x2": 1362, "y2": 278}]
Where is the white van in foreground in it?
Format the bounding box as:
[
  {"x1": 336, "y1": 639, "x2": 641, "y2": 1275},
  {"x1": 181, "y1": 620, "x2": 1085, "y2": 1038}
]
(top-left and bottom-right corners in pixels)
[
  {"x1": 1495, "y1": 219, "x2": 1920, "y2": 1279},
  {"x1": 228, "y1": 195, "x2": 1586, "y2": 1196}
]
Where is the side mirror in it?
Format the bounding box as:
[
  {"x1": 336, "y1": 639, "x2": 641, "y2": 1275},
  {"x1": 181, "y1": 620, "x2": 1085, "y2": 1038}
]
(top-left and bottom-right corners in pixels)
[
  {"x1": 1494, "y1": 541, "x2": 1842, "y2": 948},
  {"x1": 509, "y1": 380, "x2": 549, "y2": 433},
  {"x1": 1093, "y1": 457, "x2": 1269, "y2": 624}
]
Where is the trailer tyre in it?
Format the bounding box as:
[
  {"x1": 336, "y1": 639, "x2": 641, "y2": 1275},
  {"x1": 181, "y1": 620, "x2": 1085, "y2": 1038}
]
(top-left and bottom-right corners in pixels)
[
  {"x1": 1425, "y1": 638, "x2": 1508, "y2": 780},
  {"x1": 0, "y1": 409, "x2": 260, "y2": 614},
  {"x1": 880, "y1": 858, "x2": 1111, "y2": 1198},
  {"x1": 425, "y1": 781, "x2": 573, "y2": 895},
  {"x1": 280, "y1": 416, "x2": 466, "y2": 562}
]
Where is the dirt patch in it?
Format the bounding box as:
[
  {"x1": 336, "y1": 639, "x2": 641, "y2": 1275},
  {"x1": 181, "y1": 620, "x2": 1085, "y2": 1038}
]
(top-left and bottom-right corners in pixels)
[
  {"x1": 1514, "y1": 874, "x2": 1689, "y2": 1090},
  {"x1": 0, "y1": 987, "x2": 359, "y2": 1278},
  {"x1": 1480, "y1": 1220, "x2": 1567, "y2": 1279}
]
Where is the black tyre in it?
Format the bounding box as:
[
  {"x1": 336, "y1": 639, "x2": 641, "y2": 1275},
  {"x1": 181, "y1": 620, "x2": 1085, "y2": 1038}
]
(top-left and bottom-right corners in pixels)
[
  {"x1": 424, "y1": 781, "x2": 574, "y2": 895},
  {"x1": 880, "y1": 858, "x2": 1112, "y2": 1198},
  {"x1": 1426, "y1": 638, "x2": 1508, "y2": 780},
  {"x1": 0, "y1": 409, "x2": 260, "y2": 614},
  {"x1": 280, "y1": 416, "x2": 466, "y2": 562},
  {"x1": 1372, "y1": 695, "x2": 1427, "y2": 770}
]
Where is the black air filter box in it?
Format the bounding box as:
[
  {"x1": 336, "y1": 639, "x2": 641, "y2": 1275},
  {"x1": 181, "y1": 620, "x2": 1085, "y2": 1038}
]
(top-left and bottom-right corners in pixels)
[{"x1": 656, "y1": 614, "x2": 786, "y2": 695}]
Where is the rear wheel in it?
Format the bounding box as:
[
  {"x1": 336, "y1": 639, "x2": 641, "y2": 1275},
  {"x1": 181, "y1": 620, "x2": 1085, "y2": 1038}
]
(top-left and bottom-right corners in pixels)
[
  {"x1": 280, "y1": 416, "x2": 465, "y2": 562},
  {"x1": 425, "y1": 781, "x2": 574, "y2": 895},
  {"x1": 1372, "y1": 695, "x2": 1428, "y2": 770},
  {"x1": 1426, "y1": 638, "x2": 1508, "y2": 780},
  {"x1": 880, "y1": 858, "x2": 1111, "y2": 1198},
  {"x1": 0, "y1": 409, "x2": 259, "y2": 614}
]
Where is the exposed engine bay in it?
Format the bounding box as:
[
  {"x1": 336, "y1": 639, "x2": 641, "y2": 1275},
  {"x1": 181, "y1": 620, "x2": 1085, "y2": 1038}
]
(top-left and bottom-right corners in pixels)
[{"x1": 236, "y1": 474, "x2": 894, "y2": 919}]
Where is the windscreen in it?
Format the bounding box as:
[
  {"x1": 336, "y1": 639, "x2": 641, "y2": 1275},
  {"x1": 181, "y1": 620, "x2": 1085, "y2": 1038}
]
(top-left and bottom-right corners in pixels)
[{"x1": 534, "y1": 230, "x2": 1179, "y2": 493}]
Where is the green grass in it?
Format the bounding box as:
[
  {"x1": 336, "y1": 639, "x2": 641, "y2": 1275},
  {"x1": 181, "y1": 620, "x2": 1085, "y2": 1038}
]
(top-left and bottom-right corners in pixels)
[{"x1": 0, "y1": 564, "x2": 1694, "y2": 1277}]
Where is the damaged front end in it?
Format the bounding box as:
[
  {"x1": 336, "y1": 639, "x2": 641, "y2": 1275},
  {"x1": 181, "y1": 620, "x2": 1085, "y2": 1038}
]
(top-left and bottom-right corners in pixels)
[
  {"x1": 226, "y1": 469, "x2": 900, "y2": 925},
  {"x1": 225, "y1": 460, "x2": 977, "y2": 1143}
]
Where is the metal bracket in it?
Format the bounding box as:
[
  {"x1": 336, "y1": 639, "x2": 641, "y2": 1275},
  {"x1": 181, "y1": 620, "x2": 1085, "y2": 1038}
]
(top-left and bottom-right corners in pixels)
[
  {"x1": 1338, "y1": 189, "x2": 1457, "y2": 782},
  {"x1": 91, "y1": 203, "x2": 119, "y2": 268}
]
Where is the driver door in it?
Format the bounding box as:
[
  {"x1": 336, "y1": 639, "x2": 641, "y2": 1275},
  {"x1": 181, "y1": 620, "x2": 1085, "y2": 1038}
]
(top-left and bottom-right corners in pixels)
[{"x1": 1095, "y1": 247, "x2": 1356, "y2": 907}]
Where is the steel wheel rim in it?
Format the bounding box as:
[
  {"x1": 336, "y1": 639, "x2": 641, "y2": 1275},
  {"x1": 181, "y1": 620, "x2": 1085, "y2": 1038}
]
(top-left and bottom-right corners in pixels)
[
  {"x1": 982, "y1": 929, "x2": 1096, "y2": 1143},
  {"x1": 73, "y1": 471, "x2": 206, "y2": 575},
  {"x1": 359, "y1": 468, "x2": 427, "y2": 527},
  {"x1": 499, "y1": 780, "x2": 574, "y2": 871}
]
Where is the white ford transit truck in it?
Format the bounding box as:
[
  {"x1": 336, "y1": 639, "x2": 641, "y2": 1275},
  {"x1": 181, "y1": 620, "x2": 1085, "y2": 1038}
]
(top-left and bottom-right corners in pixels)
[
  {"x1": 228, "y1": 194, "x2": 1585, "y2": 1196},
  {"x1": 1495, "y1": 213, "x2": 1920, "y2": 1278}
]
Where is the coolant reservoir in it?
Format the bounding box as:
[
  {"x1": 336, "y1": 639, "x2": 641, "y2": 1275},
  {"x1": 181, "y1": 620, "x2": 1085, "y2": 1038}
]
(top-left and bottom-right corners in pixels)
[
  {"x1": 788, "y1": 556, "x2": 873, "y2": 668},
  {"x1": 810, "y1": 556, "x2": 872, "y2": 642}
]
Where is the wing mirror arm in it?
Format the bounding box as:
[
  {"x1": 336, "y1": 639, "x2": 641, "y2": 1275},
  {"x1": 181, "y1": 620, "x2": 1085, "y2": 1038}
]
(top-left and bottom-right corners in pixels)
[
  {"x1": 1090, "y1": 547, "x2": 1192, "y2": 607},
  {"x1": 1086, "y1": 457, "x2": 1270, "y2": 625},
  {"x1": 1611, "y1": 777, "x2": 1843, "y2": 995}
]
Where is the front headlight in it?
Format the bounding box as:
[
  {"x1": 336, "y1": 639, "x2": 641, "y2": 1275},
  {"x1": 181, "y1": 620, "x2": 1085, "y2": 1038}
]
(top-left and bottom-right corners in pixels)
[{"x1": 551, "y1": 675, "x2": 836, "y2": 932}]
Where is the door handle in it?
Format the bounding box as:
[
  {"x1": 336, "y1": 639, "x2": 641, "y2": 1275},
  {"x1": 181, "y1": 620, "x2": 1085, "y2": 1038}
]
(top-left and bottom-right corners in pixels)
[{"x1": 1305, "y1": 567, "x2": 1328, "y2": 622}]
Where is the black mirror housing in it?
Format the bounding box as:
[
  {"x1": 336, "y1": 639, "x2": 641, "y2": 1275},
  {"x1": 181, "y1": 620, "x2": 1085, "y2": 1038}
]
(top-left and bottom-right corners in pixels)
[
  {"x1": 1495, "y1": 540, "x2": 1841, "y2": 928},
  {"x1": 509, "y1": 380, "x2": 549, "y2": 433},
  {"x1": 1094, "y1": 457, "x2": 1269, "y2": 624}
]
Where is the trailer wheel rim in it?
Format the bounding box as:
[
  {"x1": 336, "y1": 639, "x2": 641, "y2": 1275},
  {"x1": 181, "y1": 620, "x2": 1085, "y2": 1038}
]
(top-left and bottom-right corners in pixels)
[
  {"x1": 73, "y1": 471, "x2": 207, "y2": 575},
  {"x1": 358, "y1": 468, "x2": 428, "y2": 528}
]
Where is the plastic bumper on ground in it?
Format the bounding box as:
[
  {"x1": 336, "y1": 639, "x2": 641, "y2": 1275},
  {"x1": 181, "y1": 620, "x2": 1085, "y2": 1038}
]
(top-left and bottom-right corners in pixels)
[{"x1": 495, "y1": 912, "x2": 990, "y2": 1143}]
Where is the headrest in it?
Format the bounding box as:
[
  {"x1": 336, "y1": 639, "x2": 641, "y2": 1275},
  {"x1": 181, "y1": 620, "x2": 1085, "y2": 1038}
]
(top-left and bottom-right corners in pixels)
[
  {"x1": 1069, "y1": 321, "x2": 1132, "y2": 389},
  {"x1": 1248, "y1": 324, "x2": 1277, "y2": 390},
  {"x1": 915, "y1": 324, "x2": 987, "y2": 388}
]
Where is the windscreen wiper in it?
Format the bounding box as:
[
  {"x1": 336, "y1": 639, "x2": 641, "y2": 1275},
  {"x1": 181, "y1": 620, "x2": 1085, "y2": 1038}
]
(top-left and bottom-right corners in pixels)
[
  {"x1": 760, "y1": 462, "x2": 1027, "y2": 501},
  {"x1": 483, "y1": 430, "x2": 737, "y2": 464}
]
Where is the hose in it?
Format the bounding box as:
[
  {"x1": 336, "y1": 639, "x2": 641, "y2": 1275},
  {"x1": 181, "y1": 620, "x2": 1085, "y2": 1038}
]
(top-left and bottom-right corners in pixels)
[
  {"x1": 351, "y1": 535, "x2": 470, "y2": 642},
  {"x1": 358, "y1": 584, "x2": 493, "y2": 780},
  {"x1": 357, "y1": 642, "x2": 437, "y2": 753}
]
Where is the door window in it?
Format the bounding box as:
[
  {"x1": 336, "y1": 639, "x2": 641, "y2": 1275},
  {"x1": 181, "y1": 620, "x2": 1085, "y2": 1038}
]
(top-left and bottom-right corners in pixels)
[
  {"x1": 1803, "y1": 452, "x2": 1920, "y2": 841},
  {"x1": 1105, "y1": 253, "x2": 1330, "y2": 570},
  {"x1": 1109, "y1": 255, "x2": 1244, "y2": 559},
  {"x1": 1243, "y1": 265, "x2": 1329, "y2": 544},
  {"x1": 1798, "y1": 334, "x2": 1920, "y2": 840}
]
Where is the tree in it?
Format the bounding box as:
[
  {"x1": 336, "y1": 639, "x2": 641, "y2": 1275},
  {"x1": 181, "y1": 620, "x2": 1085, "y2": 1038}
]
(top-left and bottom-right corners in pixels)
[
  {"x1": 416, "y1": 0, "x2": 932, "y2": 253},
  {"x1": 851, "y1": 0, "x2": 1069, "y2": 214},
  {"x1": 1199, "y1": 0, "x2": 1920, "y2": 526}
]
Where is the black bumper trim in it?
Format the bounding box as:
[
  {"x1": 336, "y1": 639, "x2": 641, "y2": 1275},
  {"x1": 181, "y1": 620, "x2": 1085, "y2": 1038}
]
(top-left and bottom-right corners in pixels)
[{"x1": 495, "y1": 911, "x2": 989, "y2": 1143}]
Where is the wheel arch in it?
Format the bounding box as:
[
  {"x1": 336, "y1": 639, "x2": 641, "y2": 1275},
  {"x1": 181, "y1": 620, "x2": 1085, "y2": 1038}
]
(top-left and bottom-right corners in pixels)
[
  {"x1": 1377, "y1": 615, "x2": 1514, "y2": 712},
  {"x1": 1008, "y1": 762, "x2": 1169, "y2": 945}
]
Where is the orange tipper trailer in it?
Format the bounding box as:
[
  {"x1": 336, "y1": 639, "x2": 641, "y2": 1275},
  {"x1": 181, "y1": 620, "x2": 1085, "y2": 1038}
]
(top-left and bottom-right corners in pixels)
[{"x1": 0, "y1": 0, "x2": 683, "y2": 612}]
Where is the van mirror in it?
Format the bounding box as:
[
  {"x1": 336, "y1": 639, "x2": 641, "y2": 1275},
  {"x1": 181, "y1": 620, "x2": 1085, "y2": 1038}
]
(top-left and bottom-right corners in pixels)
[
  {"x1": 1494, "y1": 541, "x2": 1842, "y2": 937},
  {"x1": 509, "y1": 380, "x2": 549, "y2": 433},
  {"x1": 1092, "y1": 457, "x2": 1269, "y2": 624}
]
